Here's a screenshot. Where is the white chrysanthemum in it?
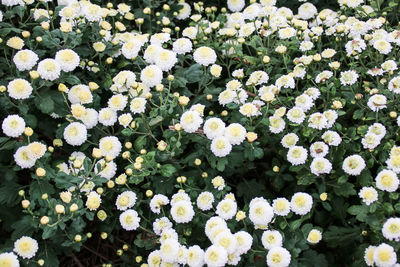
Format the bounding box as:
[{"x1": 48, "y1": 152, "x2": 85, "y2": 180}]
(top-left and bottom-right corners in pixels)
[
  {"x1": 176, "y1": 2, "x2": 191, "y2": 20},
  {"x1": 160, "y1": 228, "x2": 178, "y2": 243},
  {"x1": 98, "y1": 108, "x2": 117, "y2": 126},
  {"x1": 310, "y1": 158, "x2": 332, "y2": 176},
  {"x1": 246, "y1": 71, "x2": 269, "y2": 86},
  {"x1": 227, "y1": 0, "x2": 245, "y2": 12},
  {"x1": 275, "y1": 75, "x2": 295, "y2": 89},
  {"x1": 118, "y1": 113, "x2": 132, "y2": 128},
  {"x1": 148, "y1": 250, "x2": 162, "y2": 267},
  {"x1": 287, "y1": 146, "x2": 308, "y2": 166},
  {"x1": 340, "y1": 70, "x2": 358, "y2": 86},
  {"x1": 295, "y1": 94, "x2": 314, "y2": 112},
  {"x1": 204, "y1": 245, "x2": 228, "y2": 267},
  {"x1": 182, "y1": 26, "x2": 198, "y2": 39},
  {"x1": 364, "y1": 245, "x2": 376, "y2": 266},
  {"x1": 281, "y1": 133, "x2": 299, "y2": 148},
  {"x1": 63, "y1": 122, "x2": 87, "y2": 146},
  {"x1": 234, "y1": 231, "x2": 252, "y2": 255},
  {"x1": 68, "y1": 84, "x2": 93, "y2": 104},
  {"x1": 171, "y1": 200, "x2": 195, "y2": 223},
  {"x1": 155, "y1": 49, "x2": 178, "y2": 71},
  {"x1": 140, "y1": 65, "x2": 163, "y2": 87},
  {"x1": 81, "y1": 108, "x2": 98, "y2": 129},
  {"x1": 99, "y1": 136, "x2": 121, "y2": 159},
  {"x1": 13, "y1": 49, "x2": 38, "y2": 71},
  {"x1": 272, "y1": 198, "x2": 291, "y2": 216},
  {"x1": 286, "y1": 107, "x2": 305, "y2": 124},
  {"x1": 307, "y1": 229, "x2": 322, "y2": 244},
  {"x1": 214, "y1": 230, "x2": 237, "y2": 254},
  {"x1": 27, "y1": 142, "x2": 46, "y2": 160},
  {"x1": 342, "y1": 154, "x2": 366, "y2": 176},
  {"x1": 95, "y1": 160, "x2": 117, "y2": 180},
  {"x1": 2, "y1": 114, "x2": 25, "y2": 138},
  {"x1": 116, "y1": 191, "x2": 137, "y2": 211},
  {"x1": 203, "y1": 118, "x2": 226, "y2": 140},
  {"x1": 153, "y1": 217, "x2": 173, "y2": 235},
  {"x1": 373, "y1": 39, "x2": 392, "y2": 54},
  {"x1": 323, "y1": 110, "x2": 338, "y2": 128},
  {"x1": 121, "y1": 40, "x2": 141, "y2": 59},
  {"x1": 358, "y1": 186, "x2": 378, "y2": 206},
  {"x1": 205, "y1": 217, "x2": 228, "y2": 239},
  {"x1": 55, "y1": 49, "x2": 80, "y2": 72},
  {"x1": 130, "y1": 97, "x2": 147, "y2": 114},
  {"x1": 108, "y1": 94, "x2": 128, "y2": 111},
  {"x1": 266, "y1": 247, "x2": 291, "y2": 267},
  {"x1": 249, "y1": 197, "x2": 274, "y2": 229},
  {"x1": 180, "y1": 110, "x2": 203, "y2": 133},
  {"x1": 310, "y1": 142, "x2": 329, "y2": 158},
  {"x1": 322, "y1": 130, "x2": 342, "y2": 146},
  {"x1": 290, "y1": 192, "x2": 313, "y2": 215},
  {"x1": 197, "y1": 192, "x2": 214, "y2": 211},
  {"x1": 239, "y1": 103, "x2": 261, "y2": 117},
  {"x1": 211, "y1": 136, "x2": 232, "y2": 157},
  {"x1": 37, "y1": 58, "x2": 61, "y2": 81},
  {"x1": 150, "y1": 194, "x2": 169, "y2": 214},
  {"x1": 172, "y1": 38, "x2": 193, "y2": 55},
  {"x1": 278, "y1": 27, "x2": 296, "y2": 39},
  {"x1": 373, "y1": 243, "x2": 396, "y2": 267},
  {"x1": 388, "y1": 76, "x2": 400, "y2": 94},
  {"x1": 386, "y1": 155, "x2": 400, "y2": 173},
  {"x1": 187, "y1": 245, "x2": 205, "y2": 267},
  {"x1": 14, "y1": 146, "x2": 35, "y2": 169},
  {"x1": 13, "y1": 236, "x2": 38, "y2": 259},
  {"x1": 262, "y1": 230, "x2": 283, "y2": 250},
  {"x1": 224, "y1": 123, "x2": 246, "y2": 145},
  {"x1": 0, "y1": 252, "x2": 19, "y2": 267},
  {"x1": 143, "y1": 44, "x2": 162, "y2": 64},
  {"x1": 193, "y1": 46, "x2": 217, "y2": 66},
  {"x1": 112, "y1": 70, "x2": 136, "y2": 93},
  {"x1": 269, "y1": 116, "x2": 286, "y2": 134},
  {"x1": 119, "y1": 209, "x2": 140, "y2": 231},
  {"x1": 218, "y1": 89, "x2": 235, "y2": 106},
  {"x1": 308, "y1": 112, "x2": 328, "y2": 130},
  {"x1": 382, "y1": 218, "x2": 400, "y2": 241},
  {"x1": 171, "y1": 192, "x2": 191, "y2": 205},
  {"x1": 216, "y1": 199, "x2": 237, "y2": 220},
  {"x1": 376, "y1": 169, "x2": 399, "y2": 192},
  {"x1": 160, "y1": 238, "x2": 180, "y2": 263},
  {"x1": 7, "y1": 79, "x2": 33, "y2": 100},
  {"x1": 298, "y1": 3, "x2": 317, "y2": 20},
  {"x1": 362, "y1": 133, "x2": 381, "y2": 150},
  {"x1": 315, "y1": 70, "x2": 333, "y2": 83},
  {"x1": 368, "y1": 94, "x2": 387, "y2": 112}
]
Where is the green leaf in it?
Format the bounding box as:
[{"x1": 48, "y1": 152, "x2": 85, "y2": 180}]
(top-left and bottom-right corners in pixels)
[
  {"x1": 63, "y1": 75, "x2": 81, "y2": 85},
  {"x1": 184, "y1": 64, "x2": 203, "y2": 83},
  {"x1": 149, "y1": 115, "x2": 163, "y2": 126},
  {"x1": 160, "y1": 164, "x2": 177, "y2": 177},
  {"x1": 35, "y1": 95, "x2": 55, "y2": 114}
]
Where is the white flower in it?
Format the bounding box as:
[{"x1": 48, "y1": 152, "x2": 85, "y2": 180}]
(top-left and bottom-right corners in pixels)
[
  {"x1": 197, "y1": 192, "x2": 214, "y2": 211},
  {"x1": 358, "y1": 186, "x2": 378, "y2": 206},
  {"x1": 68, "y1": 85, "x2": 93, "y2": 104},
  {"x1": 172, "y1": 38, "x2": 193, "y2": 55},
  {"x1": 153, "y1": 217, "x2": 173, "y2": 236},
  {"x1": 276, "y1": 75, "x2": 295, "y2": 89},
  {"x1": 368, "y1": 123, "x2": 386, "y2": 139},
  {"x1": 340, "y1": 70, "x2": 359, "y2": 86},
  {"x1": 13, "y1": 236, "x2": 38, "y2": 259},
  {"x1": 364, "y1": 245, "x2": 376, "y2": 266},
  {"x1": 249, "y1": 197, "x2": 274, "y2": 229},
  {"x1": 0, "y1": 252, "x2": 19, "y2": 267},
  {"x1": 388, "y1": 76, "x2": 400, "y2": 94},
  {"x1": 171, "y1": 200, "x2": 195, "y2": 223},
  {"x1": 290, "y1": 192, "x2": 313, "y2": 215},
  {"x1": 239, "y1": 103, "x2": 261, "y2": 117},
  {"x1": 373, "y1": 39, "x2": 392, "y2": 54},
  {"x1": 214, "y1": 230, "x2": 237, "y2": 254},
  {"x1": 187, "y1": 245, "x2": 205, "y2": 267},
  {"x1": 171, "y1": 191, "x2": 191, "y2": 205},
  {"x1": 216, "y1": 199, "x2": 237, "y2": 220},
  {"x1": 210, "y1": 136, "x2": 231, "y2": 157},
  {"x1": 112, "y1": 70, "x2": 136, "y2": 93},
  {"x1": 308, "y1": 112, "x2": 328, "y2": 130},
  {"x1": 375, "y1": 169, "x2": 399, "y2": 192},
  {"x1": 307, "y1": 229, "x2": 322, "y2": 244},
  {"x1": 99, "y1": 136, "x2": 121, "y2": 159},
  {"x1": 140, "y1": 65, "x2": 163, "y2": 87},
  {"x1": 14, "y1": 146, "x2": 36, "y2": 169},
  {"x1": 287, "y1": 146, "x2": 308, "y2": 166},
  {"x1": 224, "y1": 123, "x2": 246, "y2": 145},
  {"x1": 147, "y1": 250, "x2": 162, "y2": 267},
  {"x1": 180, "y1": 110, "x2": 203, "y2": 133},
  {"x1": 342, "y1": 154, "x2": 366, "y2": 176},
  {"x1": 315, "y1": 70, "x2": 333, "y2": 83},
  {"x1": 204, "y1": 245, "x2": 228, "y2": 267},
  {"x1": 272, "y1": 198, "x2": 291, "y2": 216},
  {"x1": 382, "y1": 218, "x2": 400, "y2": 241},
  {"x1": 2, "y1": 114, "x2": 25, "y2": 138},
  {"x1": 121, "y1": 39, "x2": 141, "y2": 59},
  {"x1": 281, "y1": 133, "x2": 299, "y2": 148},
  {"x1": 218, "y1": 89, "x2": 235, "y2": 106},
  {"x1": 118, "y1": 113, "x2": 132, "y2": 128},
  {"x1": 81, "y1": 108, "x2": 98, "y2": 129},
  {"x1": 160, "y1": 238, "x2": 180, "y2": 263},
  {"x1": 98, "y1": 108, "x2": 117, "y2": 126},
  {"x1": 323, "y1": 110, "x2": 338, "y2": 128},
  {"x1": 269, "y1": 116, "x2": 286, "y2": 134},
  {"x1": 7, "y1": 79, "x2": 33, "y2": 100},
  {"x1": 373, "y1": 243, "x2": 396, "y2": 267},
  {"x1": 295, "y1": 94, "x2": 314, "y2": 112},
  {"x1": 298, "y1": 2, "x2": 317, "y2": 20},
  {"x1": 310, "y1": 142, "x2": 329, "y2": 158},
  {"x1": 119, "y1": 209, "x2": 140, "y2": 230},
  {"x1": 234, "y1": 231, "x2": 252, "y2": 255},
  {"x1": 193, "y1": 46, "x2": 217, "y2": 66},
  {"x1": 63, "y1": 122, "x2": 87, "y2": 146},
  {"x1": 108, "y1": 94, "x2": 128, "y2": 111},
  {"x1": 55, "y1": 49, "x2": 80, "y2": 72},
  {"x1": 261, "y1": 230, "x2": 283, "y2": 250},
  {"x1": 130, "y1": 97, "x2": 147, "y2": 114},
  {"x1": 246, "y1": 71, "x2": 269, "y2": 86},
  {"x1": 368, "y1": 94, "x2": 387, "y2": 112},
  {"x1": 37, "y1": 58, "x2": 61, "y2": 81},
  {"x1": 176, "y1": 2, "x2": 191, "y2": 20},
  {"x1": 203, "y1": 118, "x2": 226, "y2": 140},
  {"x1": 150, "y1": 194, "x2": 169, "y2": 214},
  {"x1": 362, "y1": 133, "x2": 381, "y2": 149},
  {"x1": 266, "y1": 247, "x2": 291, "y2": 267},
  {"x1": 13, "y1": 49, "x2": 38, "y2": 71},
  {"x1": 227, "y1": 0, "x2": 245, "y2": 12},
  {"x1": 155, "y1": 49, "x2": 178, "y2": 71},
  {"x1": 322, "y1": 130, "x2": 342, "y2": 146},
  {"x1": 116, "y1": 191, "x2": 137, "y2": 211},
  {"x1": 310, "y1": 158, "x2": 332, "y2": 176},
  {"x1": 286, "y1": 107, "x2": 305, "y2": 124}
]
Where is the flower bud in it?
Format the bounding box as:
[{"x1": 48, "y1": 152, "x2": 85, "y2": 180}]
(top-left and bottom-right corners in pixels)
[
  {"x1": 55, "y1": 204, "x2": 65, "y2": 214},
  {"x1": 21, "y1": 200, "x2": 30, "y2": 209},
  {"x1": 40, "y1": 216, "x2": 49, "y2": 225},
  {"x1": 36, "y1": 168, "x2": 46, "y2": 177},
  {"x1": 70, "y1": 203, "x2": 78, "y2": 212}
]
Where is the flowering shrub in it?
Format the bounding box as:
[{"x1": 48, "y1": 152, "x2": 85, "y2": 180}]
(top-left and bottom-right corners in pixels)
[{"x1": 1, "y1": 0, "x2": 400, "y2": 266}]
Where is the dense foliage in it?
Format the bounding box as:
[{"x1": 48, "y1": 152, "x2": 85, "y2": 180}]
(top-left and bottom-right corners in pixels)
[{"x1": 1, "y1": 0, "x2": 400, "y2": 266}]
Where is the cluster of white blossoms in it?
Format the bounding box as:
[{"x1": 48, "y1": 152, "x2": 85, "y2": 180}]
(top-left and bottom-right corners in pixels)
[{"x1": 0, "y1": 236, "x2": 39, "y2": 267}]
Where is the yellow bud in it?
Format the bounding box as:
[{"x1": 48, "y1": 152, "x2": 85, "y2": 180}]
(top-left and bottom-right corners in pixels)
[
  {"x1": 178, "y1": 96, "x2": 190, "y2": 106},
  {"x1": 55, "y1": 204, "x2": 65, "y2": 214},
  {"x1": 0, "y1": 85, "x2": 6, "y2": 93},
  {"x1": 22, "y1": 31, "x2": 30, "y2": 38},
  {"x1": 134, "y1": 162, "x2": 142, "y2": 170},
  {"x1": 41, "y1": 22, "x2": 50, "y2": 30},
  {"x1": 246, "y1": 132, "x2": 258, "y2": 143},
  {"x1": 40, "y1": 216, "x2": 49, "y2": 225},
  {"x1": 101, "y1": 232, "x2": 108, "y2": 239},
  {"x1": 96, "y1": 187, "x2": 104, "y2": 195},
  {"x1": 174, "y1": 123, "x2": 182, "y2": 131},
  {"x1": 194, "y1": 158, "x2": 201, "y2": 166},
  {"x1": 58, "y1": 83, "x2": 68, "y2": 92},
  {"x1": 320, "y1": 192, "x2": 328, "y2": 201},
  {"x1": 145, "y1": 190, "x2": 153, "y2": 197},
  {"x1": 157, "y1": 140, "x2": 167, "y2": 151},
  {"x1": 273, "y1": 166, "x2": 280, "y2": 172},
  {"x1": 107, "y1": 180, "x2": 115, "y2": 188},
  {"x1": 70, "y1": 203, "x2": 78, "y2": 212},
  {"x1": 24, "y1": 127, "x2": 33, "y2": 136},
  {"x1": 206, "y1": 94, "x2": 213, "y2": 100},
  {"x1": 21, "y1": 200, "x2": 30, "y2": 209},
  {"x1": 263, "y1": 56, "x2": 270, "y2": 63},
  {"x1": 390, "y1": 111, "x2": 397, "y2": 119},
  {"x1": 92, "y1": 148, "x2": 102, "y2": 159},
  {"x1": 235, "y1": 211, "x2": 246, "y2": 221},
  {"x1": 29, "y1": 71, "x2": 39, "y2": 79},
  {"x1": 74, "y1": 234, "x2": 82, "y2": 242},
  {"x1": 167, "y1": 75, "x2": 174, "y2": 81},
  {"x1": 136, "y1": 256, "x2": 142, "y2": 263},
  {"x1": 36, "y1": 36, "x2": 42, "y2": 42},
  {"x1": 221, "y1": 110, "x2": 228, "y2": 116},
  {"x1": 126, "y1": 168, "x2": 133, "y2": 175},
  {"x1": 36, "y1": 168, "x2": 46, "y2": 177},
  {"x1": 106, "y1": 57, "x2": 113, "y2": 64},
  {"x1": 41, "y1": 193, "x2": 48, "y2": 200},
  {"x1": 202, "y1": 172, "x2": 208, "y2": 178},
  {"x1": 53, "y1": 139, "x2": 63, "y2": 147}
]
